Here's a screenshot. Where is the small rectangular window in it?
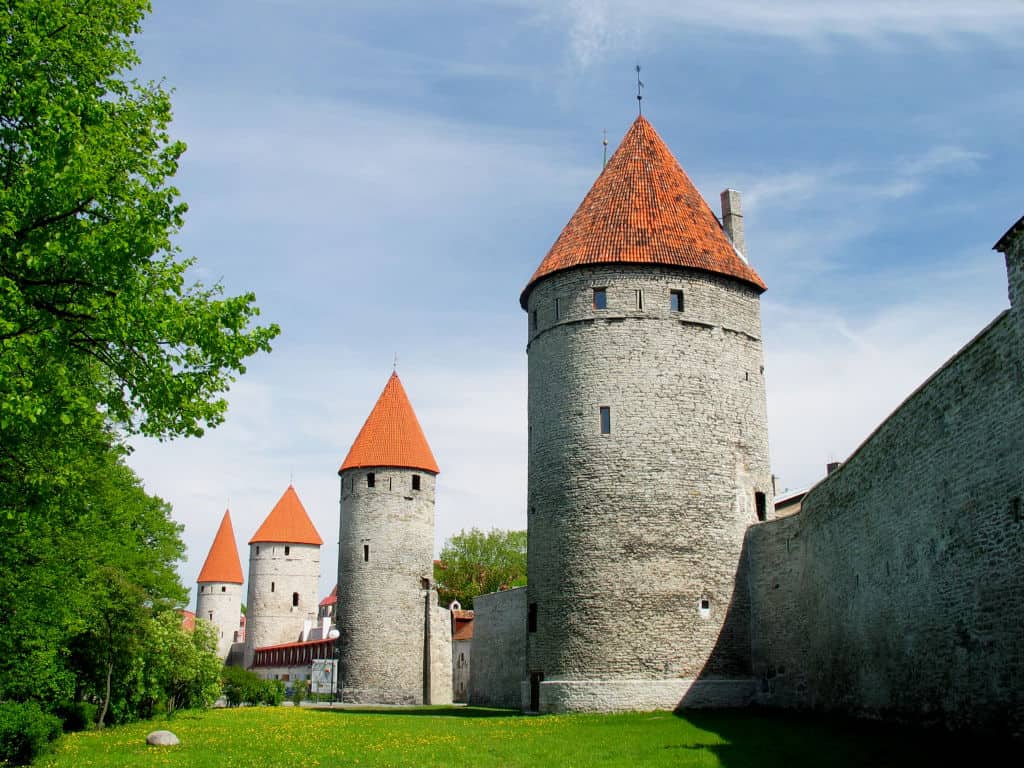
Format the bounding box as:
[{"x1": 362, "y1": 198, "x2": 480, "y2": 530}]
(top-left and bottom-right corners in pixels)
[
  {"x1": 412, "y1": 474, "x2": 421, "y2": 491},
  {"x1": 593, "y1": 288, "x2": 607, "y2": 310},
  {"x1": 292, "y1": 592, "x2": 299, "y2": 607},
  {"x1": 700, "y1": 597, "x2": 710, "y2": 610},
  {"x1": 528, "y1": 603, "x2": 537, "y2": 633},
  {"x1": 755, "y1": 492, "x2": 767, "y2": 522},
  {"x1": 531, "y1": 309, "x2": 538, "y2": 330},
  {"x1": 599, "y1": 406, "x2": 611, "y2": 435},
  {"x1": 221, "y1": 586, "x2": 226, "y2": 593},
  {"x1": 284, "y1": 545, "x2": 290, "y2": 556},
  {"x1": 367, "y1": 472, "x2": 375, "y2": 488},
  {"x1": 670, "y1": 289, "x2": 684, "y2": 312},
  {"x1": 255, "y1": 546, "x2": 260, "y2": 556},
  {"x1": 554, "y1": 297, "x2": 561, "y2": 319},
  {"x1": 635, "y1": 289, "x2": 643, "y2": 310},
  {"x1": 271, "y1": 581, "x2": 275, "y2": 592},
  {"x1": 363, "y1": 544, "x2": 370, "y2": 562}
]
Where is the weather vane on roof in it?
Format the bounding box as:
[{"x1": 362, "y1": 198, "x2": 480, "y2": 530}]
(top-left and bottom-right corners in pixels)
[
  {"x1": 602, "y1": 128, "x2": 608, "y2": 169},
  {"x1": 393, "y1": 352, "x2": 398, "y2": 372},
  {"x1": 636, "y1": 64, "x2": 644, "y2": 115}
]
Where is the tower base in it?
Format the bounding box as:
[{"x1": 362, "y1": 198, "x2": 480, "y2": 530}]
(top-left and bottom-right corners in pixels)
[{"x1": 523, "y1": 677, "x2": 758, "y2": 713}]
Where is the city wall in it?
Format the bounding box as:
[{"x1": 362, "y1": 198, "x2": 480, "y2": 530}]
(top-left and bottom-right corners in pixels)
[
  {"x1": 468, "y1": 587, "x2": 527, "y2": 709},
  {"x1": 747, "y1": 308, "x2": 1024, "y2": 736}
]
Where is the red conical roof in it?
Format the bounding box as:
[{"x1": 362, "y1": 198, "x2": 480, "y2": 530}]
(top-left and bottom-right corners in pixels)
[
  {"x1": 520, "y1": 115, "x2": 766, "y2": 308},
  {"x1": 197, "y1": 510, "x2": 244, "y2": 584},
  {"x1": 249, "y1": 485, "x2": 323, "y2": 545},
  {"x1": 339, "y1": 372, "x2": 439, "y2": 474}
]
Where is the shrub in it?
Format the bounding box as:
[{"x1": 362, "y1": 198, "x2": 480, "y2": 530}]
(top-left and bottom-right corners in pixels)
[
  {"x1": 56, "y1": 701, "x2": 98, "y2": 732},
  {"x1": 259, "y1": 679, "x2": 285, "y2": 706},
  {"x1": 290, "y1": 680, "x2": 309, "y2": 705},
  {"x1": 0, "y1": 701, "x2": 62, "y2": 766}
]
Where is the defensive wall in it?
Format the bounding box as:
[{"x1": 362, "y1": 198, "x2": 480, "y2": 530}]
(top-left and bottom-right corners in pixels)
[
  {"x1": 468, "y1": 587, "x2": 527, "y2": 709},
  {"x1": 747, "y1": 289, "x2": 1023, "y2": 735}
]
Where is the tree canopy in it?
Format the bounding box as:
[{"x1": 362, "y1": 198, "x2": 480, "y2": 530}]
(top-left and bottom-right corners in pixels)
[
  {"x1": 434, "y1": 528, "x2": 527, "y2": 609},
  {"x1": 0, "y1": 0, "x2": 277, "y2": 727}
]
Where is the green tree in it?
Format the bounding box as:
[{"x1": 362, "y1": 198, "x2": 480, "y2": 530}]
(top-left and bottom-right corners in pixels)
[
  {"x1": 434, "y1": 528, "x2": 527, "y2": 609},
  {"x1": 0, "y1": 0, "x2": 279, "y2": 500},
  {"x1": 0, "y1": 0, "x2": 276, "y2": 725}
]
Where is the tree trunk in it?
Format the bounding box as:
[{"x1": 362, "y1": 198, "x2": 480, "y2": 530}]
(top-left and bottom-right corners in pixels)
[{"x1": 97, "y1": 661, "x2": 113, "y2": 729}]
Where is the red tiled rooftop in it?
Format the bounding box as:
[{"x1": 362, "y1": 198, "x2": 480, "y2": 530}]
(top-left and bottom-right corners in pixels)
[
  {"x1": 339, "y1": 372, "x2": 439, "y2": 474},
  {"x1": 180, "y1": 610, "x2": 196, "y2": 632},
  {"x1": 320, "y1": 584, "x2": 338, "y2": 607},
  {"x1": 254, "y1": 637, "x2": 335, "y2": 653},
  {"x1": 197, "y1": 509, "x2": 244, "y2": 584},
  {"x1": 521, "y1": 115, "x2": 765, "y2": 308},
  {"x1": 249, "y1": 485, "x2": 323, "y2": 545}
]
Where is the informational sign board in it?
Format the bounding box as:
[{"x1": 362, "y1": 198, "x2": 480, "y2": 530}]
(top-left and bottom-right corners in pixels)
[{"x1": 311, "y1": 659, "x2": 337, "y2": 694}]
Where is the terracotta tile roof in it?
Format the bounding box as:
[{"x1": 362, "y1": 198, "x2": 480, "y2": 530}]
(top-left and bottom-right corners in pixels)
[
  {"x1": 180, "y1": 610, "x2": 195, "y2": 632},
  {"x1": 197, "y1": 509, "x2": 244, "y2": 584},
  {"x1": 253, "y1": 637, "x2": 336, "y2": 653},
  {"x1": 339, "y1": 372, "x2": 439, "y2": 474},
  {"x1": 249, "y1": 485, "x2": 323, "y2": 546},
  {"x1": 521, "y1": 115, "x2": 766, "y2": 308},
  {"x1": 319, "y1": 584, "x2": 338, "y2": 607}
]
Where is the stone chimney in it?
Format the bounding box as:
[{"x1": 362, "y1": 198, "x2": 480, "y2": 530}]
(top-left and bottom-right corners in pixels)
[
  {"x1": 826, "y1": 461, "x2": 842, "y2": 475},
  {"x1": 994, "y1": 215, "x2": 1024, "y2": 354},
  {"x1": 720, "y1": 189, "x2": 745, "y2": 258}
]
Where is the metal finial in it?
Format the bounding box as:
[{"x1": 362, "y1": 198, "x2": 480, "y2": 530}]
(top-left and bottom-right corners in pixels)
[
  {"x1": 602, "y1": 129, "x2": 608, "y2": 169},
  {"x1": 393, "y1": 352, "x2": 398, "y2": 372},
  {"x1": 635, "y1": 64, "x2": 644, "y2": 115}
]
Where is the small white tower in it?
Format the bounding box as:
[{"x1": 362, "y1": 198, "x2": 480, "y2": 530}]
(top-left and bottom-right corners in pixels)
[
  {"x1": 196, "y1": 509, "x2": 244, "y2": 661},
  {"x1": 243, "y1": 485, "x2": 323, "y2": 669}
]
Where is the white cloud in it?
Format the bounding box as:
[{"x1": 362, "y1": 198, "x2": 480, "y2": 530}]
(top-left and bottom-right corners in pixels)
[{"x1": 502, "y1": 0, "x2": 1024, "y2": 67}]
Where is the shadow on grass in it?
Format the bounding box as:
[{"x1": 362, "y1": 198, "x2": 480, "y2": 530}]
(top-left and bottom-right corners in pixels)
[
  {"x1": 674, "y1": 708, "x2": 1021, "y2": 768},
  {"x1": 311, "y1": 706, "x2": 522, "y2": 719}
]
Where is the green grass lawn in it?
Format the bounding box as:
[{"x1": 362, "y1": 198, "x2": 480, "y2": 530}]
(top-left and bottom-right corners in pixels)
[{"x1": 35, "y1": 705, "x2": 1017, "y2": 768}]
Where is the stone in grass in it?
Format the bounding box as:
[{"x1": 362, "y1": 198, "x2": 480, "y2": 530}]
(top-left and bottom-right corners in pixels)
[{"x1": 146, "y1": 730, "x2": 180, "y2": 746}]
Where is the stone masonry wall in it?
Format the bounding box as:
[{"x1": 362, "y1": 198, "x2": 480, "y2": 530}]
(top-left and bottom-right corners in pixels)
[
  {"x1": 196, "y1": 581, "x2": 242, "y2": 661},
  {"x1": 337, "y1": 467, "x2": 437, "y2": 704},
  {"x1": 244, "y1": 542, "x2": 320, "y2": 668},
  {"x1": 430, "y1": 605, "x2": 453, "y2": 705},
  {"x1": 468, "y1": 587, "x2": 527, "y2": 709},
  {"x1": 747, "y1": 311, "x2": 1024, "y2": 736},
  {"x1": 525, "y1": 264, "x2": 773, "y2": 711}
]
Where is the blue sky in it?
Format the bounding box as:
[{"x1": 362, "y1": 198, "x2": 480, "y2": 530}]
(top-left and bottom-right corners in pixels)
[{"x1": 125, "y1": 1, "x2": 1024, "y2": 605}]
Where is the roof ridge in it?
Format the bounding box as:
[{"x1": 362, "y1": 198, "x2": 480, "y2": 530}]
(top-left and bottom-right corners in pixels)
[
  {"x1": 339, "y1": 372, "x2": 439, "y2": 474},
  {"x1": 521, "y1": 115, "x2": 765, "y2": 308}
]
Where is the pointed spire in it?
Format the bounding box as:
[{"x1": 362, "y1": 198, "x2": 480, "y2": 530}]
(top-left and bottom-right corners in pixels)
[
  {"x1": 197, "y1": 510, "x2": 244, "y2": 584},
  {"x1": 339, "y1": 372, "x2": 439, "y2": 474},
  {"x1": 520, "y1": 115, "x2": 766, "y2": 309},
  {"x1": 249, "y1": 485, "x2": 323, "y2": 545}
]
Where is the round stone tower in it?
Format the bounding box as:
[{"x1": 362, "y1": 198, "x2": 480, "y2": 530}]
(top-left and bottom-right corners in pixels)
[
  {"x1": 520, "y1": 115, "x2": 773, "y2": 713},
  {"x1": 336, "y1": 372, "x2": 444, "y2": 704},
  {"x1": 196, "y1": 509, "x2": 244, "y2": 661},
  {"x1": 243, "y1": 485, "x2": 323, "y2": 669}
]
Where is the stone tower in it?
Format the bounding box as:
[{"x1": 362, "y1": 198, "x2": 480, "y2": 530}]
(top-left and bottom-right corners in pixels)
[
  {"x1": 243, "y1": 485, "x2": 323, "y2": 669},
  {"x1": 520, "y1": 116, "x2": 773, "y2": 713},
  {"x1": 336, "y1": 372, "x2": 451, "y2": 704},
  {"x1": 196, "y1": 509, "x2": 244, "y2": 661}
]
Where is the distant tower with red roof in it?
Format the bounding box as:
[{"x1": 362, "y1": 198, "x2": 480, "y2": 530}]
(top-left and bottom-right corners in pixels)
[
  {"x1": 335, "y1": 372, "x2": 452, "y2": 704},
  {"x1": 243, "y1": 485, "x2": 323, "y2": 668},
  {"x1": 196, "y1": 510, "x2": 244, "y2": 661},
  {"x1": 520, "y1": 116, "x2": 773, "y2": 712}
]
